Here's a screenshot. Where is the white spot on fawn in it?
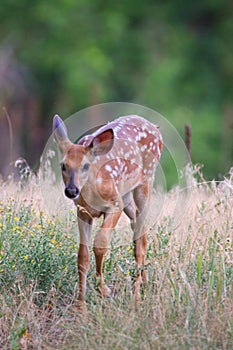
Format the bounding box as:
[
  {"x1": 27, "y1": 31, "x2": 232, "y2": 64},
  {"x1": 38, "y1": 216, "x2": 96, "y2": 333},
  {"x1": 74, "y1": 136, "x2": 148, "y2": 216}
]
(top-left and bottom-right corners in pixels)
[
  {"x1": 96, "y1": 178, "x2": 103, "y2": 184},
  {"x1": 112, "y1": 170, "x2": 118, "y2": 177},
  {"x1": 116, "y1": 157, "x2": 121, "y2": 165},
  {"x1": 141, "y1": 145, "x2": 147, "y2": 152},
  {"x1": 157, "y1": 145, "x2": 161, "y2": 158},
  {"x1": 124, "y1": 151, "x2": 133, "y2": 159},
  {"x1": 105, "y1": 164, "x2": 112, "y2": 172}
]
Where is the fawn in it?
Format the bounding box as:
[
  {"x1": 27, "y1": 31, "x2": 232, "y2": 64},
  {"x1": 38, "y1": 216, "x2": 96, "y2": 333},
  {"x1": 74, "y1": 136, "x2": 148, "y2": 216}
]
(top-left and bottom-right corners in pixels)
[{"x1": 53, "y1": 114, "x2": 163, "y2": 311}]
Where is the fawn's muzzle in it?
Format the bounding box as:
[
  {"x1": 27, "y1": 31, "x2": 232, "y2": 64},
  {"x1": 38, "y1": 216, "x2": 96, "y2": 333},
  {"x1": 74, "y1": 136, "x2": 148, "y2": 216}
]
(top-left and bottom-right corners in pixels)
[{"x1": 65, "y1": 186, "x2": 79, "y2": 199}]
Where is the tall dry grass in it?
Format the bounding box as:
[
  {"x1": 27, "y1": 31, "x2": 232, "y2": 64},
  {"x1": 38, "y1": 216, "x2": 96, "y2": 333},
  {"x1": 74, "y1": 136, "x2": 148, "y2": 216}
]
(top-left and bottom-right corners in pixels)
[{"x1": 0, "y1": 165, "x2": 232, "y2": 349}]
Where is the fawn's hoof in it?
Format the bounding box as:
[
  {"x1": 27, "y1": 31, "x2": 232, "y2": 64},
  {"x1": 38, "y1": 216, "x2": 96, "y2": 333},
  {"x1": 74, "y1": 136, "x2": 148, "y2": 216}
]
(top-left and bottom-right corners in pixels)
[
  {"x1": 98, "y1": 284, "x2": 111, "y2": 298},
  {"x1": 133, "y1": 278, "x2": 142, "y2": 302},
  {"x1": 142, "y1": 270, "x2": 148, "y2": 285},
  {"x1": 77, "y1": 300, "x2": 87, "y2": 315}
]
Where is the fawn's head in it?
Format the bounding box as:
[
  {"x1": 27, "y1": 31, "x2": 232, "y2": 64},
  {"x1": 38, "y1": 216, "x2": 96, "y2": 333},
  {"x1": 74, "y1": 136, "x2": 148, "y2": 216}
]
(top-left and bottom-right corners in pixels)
[{"x1": 53, "y1": 115, "x2": 114, "y2": 200}]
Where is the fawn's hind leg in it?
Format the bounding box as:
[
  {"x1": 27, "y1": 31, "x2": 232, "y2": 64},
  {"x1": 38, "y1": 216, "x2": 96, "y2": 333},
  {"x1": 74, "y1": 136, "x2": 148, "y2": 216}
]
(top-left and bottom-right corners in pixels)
[
  {"x1": 123, "y1": 187, "x2": 149, "y2": 300},
  {"x1": 131, "y1": 183, "x2": 150, "y2": 299}
]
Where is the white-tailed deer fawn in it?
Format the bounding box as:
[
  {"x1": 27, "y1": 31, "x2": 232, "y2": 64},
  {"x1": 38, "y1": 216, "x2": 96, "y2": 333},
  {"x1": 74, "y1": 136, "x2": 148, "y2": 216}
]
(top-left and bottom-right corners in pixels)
[{"x1": 53, "y1": 114, "x2": 163, "y2": 311}]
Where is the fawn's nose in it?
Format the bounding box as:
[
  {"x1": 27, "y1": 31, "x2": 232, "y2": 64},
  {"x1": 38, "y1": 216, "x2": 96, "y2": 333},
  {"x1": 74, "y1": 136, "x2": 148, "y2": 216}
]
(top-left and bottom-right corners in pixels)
[{"x1": 65, "y1": 186, "x2": 79, "y2": 199}]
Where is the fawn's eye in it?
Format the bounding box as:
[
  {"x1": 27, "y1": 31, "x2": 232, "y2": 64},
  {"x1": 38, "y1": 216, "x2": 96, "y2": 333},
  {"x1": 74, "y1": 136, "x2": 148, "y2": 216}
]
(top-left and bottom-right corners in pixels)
[
  {"x1": 61, "y1": 163, "x2": 66, "y2": 172},
  {"x1": 82, "y1": 163, "x2": 90, "y2": 172}
]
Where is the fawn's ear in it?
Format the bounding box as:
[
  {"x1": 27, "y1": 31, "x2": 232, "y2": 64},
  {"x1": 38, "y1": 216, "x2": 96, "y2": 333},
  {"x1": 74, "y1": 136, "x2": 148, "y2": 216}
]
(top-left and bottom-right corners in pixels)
[
  {"x1": 53, "y1": 114, "x2": 72, "y2": 154},
  {"x1": 89, "y1": 128, "x2": 114, "y2": 156}
]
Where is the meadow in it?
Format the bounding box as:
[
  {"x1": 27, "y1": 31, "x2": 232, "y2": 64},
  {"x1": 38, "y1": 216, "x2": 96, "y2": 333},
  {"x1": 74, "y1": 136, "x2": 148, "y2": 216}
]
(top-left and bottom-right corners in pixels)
[{"x1": 0, "y1": 166, "x2": 232, "y2": 349}]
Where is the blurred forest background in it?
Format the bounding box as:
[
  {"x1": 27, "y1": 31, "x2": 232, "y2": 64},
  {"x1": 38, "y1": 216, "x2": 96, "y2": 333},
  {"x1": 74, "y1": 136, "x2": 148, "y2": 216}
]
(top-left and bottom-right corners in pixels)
[{"x1": 0, "y1": 0, "x2": 232, "y2": 183}]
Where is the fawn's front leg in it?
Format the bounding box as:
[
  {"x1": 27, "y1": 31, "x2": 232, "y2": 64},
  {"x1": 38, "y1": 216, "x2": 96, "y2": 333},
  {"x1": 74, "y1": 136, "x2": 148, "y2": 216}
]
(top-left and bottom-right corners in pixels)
[
  {"x1": 93, "y1": 211, "x2": 121, "y2": 297},
  {"x1": 77, "y1": 211, "x2": 92, "y2": 312}
]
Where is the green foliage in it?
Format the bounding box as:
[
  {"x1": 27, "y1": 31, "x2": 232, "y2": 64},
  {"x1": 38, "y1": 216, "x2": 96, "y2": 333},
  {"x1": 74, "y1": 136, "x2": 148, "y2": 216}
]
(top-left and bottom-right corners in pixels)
[{"x1": 0, "y1": 199, "x2": 78, "y2": 299}]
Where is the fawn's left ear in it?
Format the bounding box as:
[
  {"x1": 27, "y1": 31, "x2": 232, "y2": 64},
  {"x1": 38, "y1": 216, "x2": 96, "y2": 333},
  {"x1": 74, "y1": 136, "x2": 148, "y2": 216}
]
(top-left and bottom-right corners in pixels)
[
  {"x1": 53, "y1": 114, "x2": 72, "y2": 154},
  {"x1": 89, "y1": 128, "x2": 114, "y2": 156}
]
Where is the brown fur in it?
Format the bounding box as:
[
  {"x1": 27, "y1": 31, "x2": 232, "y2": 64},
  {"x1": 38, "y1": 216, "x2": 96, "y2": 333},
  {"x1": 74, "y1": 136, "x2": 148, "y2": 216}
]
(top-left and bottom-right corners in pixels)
[{"x1": 53, "y1": 114, "x2": 163, "y2": 311}]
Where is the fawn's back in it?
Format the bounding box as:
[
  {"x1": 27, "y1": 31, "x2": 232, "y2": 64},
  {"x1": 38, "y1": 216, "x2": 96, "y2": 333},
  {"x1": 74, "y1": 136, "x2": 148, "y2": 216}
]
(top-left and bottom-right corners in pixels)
[{"x1": 77, "y1": 115, "x2": 163, "y2": 204}]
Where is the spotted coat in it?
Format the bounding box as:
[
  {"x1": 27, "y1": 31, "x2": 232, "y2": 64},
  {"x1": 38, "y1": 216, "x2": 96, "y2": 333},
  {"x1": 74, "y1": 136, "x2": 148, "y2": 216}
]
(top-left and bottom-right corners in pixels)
[
  {"x1": 53, "y1": 113, "x2": 163, "y2": 309},
  {"x1": 77, "y1": 115, "x2": 163, "y2": 209}
]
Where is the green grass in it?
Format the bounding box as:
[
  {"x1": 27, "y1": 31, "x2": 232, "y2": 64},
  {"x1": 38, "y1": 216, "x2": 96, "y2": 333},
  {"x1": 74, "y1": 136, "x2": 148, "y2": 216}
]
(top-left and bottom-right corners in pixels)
[{"x1": 0, "y1": 169, "x2": 232, "y2": 349}]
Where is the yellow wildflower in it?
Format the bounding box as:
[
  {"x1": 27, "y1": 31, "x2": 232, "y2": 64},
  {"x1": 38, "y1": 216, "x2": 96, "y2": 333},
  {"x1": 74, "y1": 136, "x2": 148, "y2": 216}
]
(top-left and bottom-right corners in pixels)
[
  {"x1": 34, "y1": 224, "x2": 42, "y2": 229},
  {"x1": 13, "y1": 226, "x2": 22, "y2": 231},
  {"x1": 50, "y1": 239, "x2": 58, "y2": 245}
]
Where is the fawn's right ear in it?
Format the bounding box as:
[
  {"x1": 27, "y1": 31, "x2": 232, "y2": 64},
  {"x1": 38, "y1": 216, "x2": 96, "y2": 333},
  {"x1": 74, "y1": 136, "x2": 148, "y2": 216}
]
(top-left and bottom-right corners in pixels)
[{"x1": 53, "y1": 114, "x2": 72, "y2": 154}]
